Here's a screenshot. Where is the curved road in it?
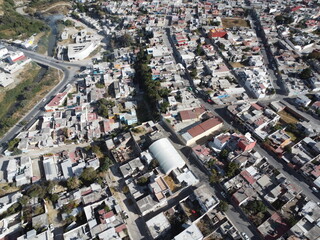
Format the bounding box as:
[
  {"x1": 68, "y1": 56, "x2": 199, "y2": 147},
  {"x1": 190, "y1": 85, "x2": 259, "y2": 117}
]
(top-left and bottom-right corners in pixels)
[{"x1": 0, "y1": 45, "x2": 85, "y2": 150}]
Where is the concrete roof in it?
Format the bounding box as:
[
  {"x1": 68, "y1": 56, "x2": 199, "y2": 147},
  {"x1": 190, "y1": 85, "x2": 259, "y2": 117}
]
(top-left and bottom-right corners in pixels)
[
  {"x1": 146, "y1": 212, "x2": 171, "y2": 239},
  {"x1": 173, "y1": 224, "x2": 203, "y2": 240}
]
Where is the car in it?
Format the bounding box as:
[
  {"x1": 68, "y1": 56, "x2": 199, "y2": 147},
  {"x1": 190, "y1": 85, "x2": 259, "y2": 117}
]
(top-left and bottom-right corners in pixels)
[
  {"x1": 49, "y1": 224, "x2": 54, "y2": 232},
  {"x1": 241, "y1": 232, "x2": 250, "y2": 240},
  {"x1": 122, "y1": 211, "x2": 128, "y2": 219},
  {"x1": 221, "y1": 191, "x2": 226, "y2": 198},
  {"x1": 312, "y1": 187, "x2": 319, "y2": 193}
]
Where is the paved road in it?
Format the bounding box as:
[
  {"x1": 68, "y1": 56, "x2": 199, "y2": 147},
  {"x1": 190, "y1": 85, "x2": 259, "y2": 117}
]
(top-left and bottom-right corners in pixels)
[{"x1": 0, "y1": 45, "x2": 84, "y2": 150}]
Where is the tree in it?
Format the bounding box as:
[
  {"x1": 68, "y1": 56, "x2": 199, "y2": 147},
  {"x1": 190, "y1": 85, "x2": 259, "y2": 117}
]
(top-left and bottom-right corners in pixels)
[
  {"x1": 249, "y1": 200, "x2": 267, "y2": 214},
  {"x1": 7, "y1": 138, "x2": 20, "y2": 151},
  {"x1": 308, "y1": 50, "x2": 320, "y2": 60},
  {"x1": 160, "y1": 101, "x2": 170, "y2": 113},
  {"x1": 137, "y1": 176, "x2": 148, "y2": 185},
  {"x1": 219, "y1": 149, "x2": 229, "y2": 160},
  {"x1": 99, "y1": 157, "x2": 113, "y2": 172},
  {"x1": 80, "y1": 167, "x2": 97, "y2": 184},
  {"x1": 209, "y1": 169, "x2": 220, "y2": 184},
  {"x1": 26, "y1": 184, "x2": 46, "y2": 199},
  {"x1": 284, "y1": 145, "x2": 292, "y2": 153},
  {"x1": 190, "y1": 68, "x2": 197, "y2": 78},
  {"x1": 50, "y1": 194, "x2": 59, "y2": 204},
  {"x1": 300, "y1": 68, "x2": 312, "y2": 79},
  {"x1": 45, "y1": 180, "x2": 57, "y2": 194},
  {"x1": 18, "y1": 195, "x2": 30, "y2": 206},
  {"x1": 211, "y1": 21, "x2": 220, "y2": 26},
  {"x1": 226, "y1": 162, "x2": 238, "y2": 178},
  {"x1": 117, "y1": 33, "x2": 134, "y2": 48},
  {"x1": 218, "y1": 200, "x2": 228, "y2": 212},
  {"x1": 67, "y1": 177, "x2": 82, "y2": 190}
]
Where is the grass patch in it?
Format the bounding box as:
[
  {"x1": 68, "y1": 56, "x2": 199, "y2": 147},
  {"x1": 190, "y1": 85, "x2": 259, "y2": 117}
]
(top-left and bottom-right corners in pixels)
[
  {"x1": 164, "y1": 175, "x2": 181, "y2": 193},
  {"x1": 0, "y1": 0, "x2": 49, "y2": 39},
  {"x1": 221, "y1": 17, "x2": 250, "y2": 28},
  {"x1": 284, "y1": 130, "x2": 297, "y2": 142},
  {"x1": 278, "y1": 110, "x2": 299, "y2": 124},
  {"x1": 0, "y1": 65, "x2": 61, "y2": 137},
  {"x1": 0, "y1": 183, "x2": 19, "y2": 197},
  {"x1": 36, "y1": 30, "x2": 51, "y2": 55}
]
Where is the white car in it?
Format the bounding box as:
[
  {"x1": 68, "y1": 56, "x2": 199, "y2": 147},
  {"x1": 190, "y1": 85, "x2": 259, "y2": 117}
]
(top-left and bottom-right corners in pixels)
[
  {"x1": 312, "y1": 187, "x2": 319, "y2": 193},
  {"x1": 241, "y1": 232, "x2": 250, "y2": 240}
]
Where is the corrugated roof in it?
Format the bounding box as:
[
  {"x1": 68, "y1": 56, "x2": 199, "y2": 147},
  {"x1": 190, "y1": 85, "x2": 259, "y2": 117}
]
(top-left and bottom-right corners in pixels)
[{"x1": 149, "y1": 138, "x2": 185, "y2": 174}]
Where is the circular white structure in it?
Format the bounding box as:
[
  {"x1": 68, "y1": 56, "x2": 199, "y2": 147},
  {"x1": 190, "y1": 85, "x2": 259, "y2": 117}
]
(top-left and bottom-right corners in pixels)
[{"x1": 149, "y1": 138, "x2": 185, "y2": 175}]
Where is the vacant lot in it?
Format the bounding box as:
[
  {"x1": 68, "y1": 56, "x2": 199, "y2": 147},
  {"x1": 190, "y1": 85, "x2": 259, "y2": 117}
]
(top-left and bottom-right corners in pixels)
[
  {"x1": 278, "y1": 110, "x2": 299, "y2": 124},
  {"x1": 0, "y1": 65, "x2": 61, "y2": 137},
  {"x1": 221, "y1": 17, "x2": 250, "y2": 28},
  {"x1": 231, "y1": 62, "x2": 245, "y2": 68}
]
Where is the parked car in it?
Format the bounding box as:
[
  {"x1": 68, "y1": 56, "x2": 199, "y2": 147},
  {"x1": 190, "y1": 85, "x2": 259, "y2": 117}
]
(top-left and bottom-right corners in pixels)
[
  {"x1": 241, "y1": 232, "x2": 250, "y2": 240},
  {"x1": 221, "y1": 191, "x2": 227, "y2": 198}
]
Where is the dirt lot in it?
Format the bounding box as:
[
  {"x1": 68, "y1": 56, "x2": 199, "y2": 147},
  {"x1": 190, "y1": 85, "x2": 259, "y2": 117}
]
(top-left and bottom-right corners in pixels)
[
  {"x1": 231, "y1": 62, "x2": 245, "y2": 68},
  {"x1": 278, "y1": 110, "x2": 299, "y2": 124},
  {"x1": 221, "y1": 17, "x2": 250, "y2": 28}
]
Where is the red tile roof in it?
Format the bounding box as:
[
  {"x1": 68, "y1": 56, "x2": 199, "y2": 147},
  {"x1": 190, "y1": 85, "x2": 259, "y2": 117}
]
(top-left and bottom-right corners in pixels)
[
  {"x1": 251, "y1": 103, "x2": 263, "y2": 111},
  {"x1": 291, "y1": 6, "x2": 302, "y2": 11},
  {"x1": 311, "y1": 165, "x2": 320, "y2": 178},
  {"x1": 187, "y1": 117, "x2": 223, "y2": 137},
  {"x1": 115, "y1": 224, "x2": 127, "y2": 233},
  {"x1": 47, "y1": 92, "x2": 67, "y2": 107},
  {"x1": 179, "y1": 107, "x2": 205, "y2": 121},
  {"x1": 240, "y1": 170, "x2": 256, "y2": 185},
  {"x1": 210, "y1": 31, "x2": 227, "y2": 38}
]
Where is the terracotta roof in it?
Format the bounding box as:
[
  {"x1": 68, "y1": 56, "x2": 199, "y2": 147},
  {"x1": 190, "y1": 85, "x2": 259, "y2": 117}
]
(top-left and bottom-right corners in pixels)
[
  {"x1": 311, "y1": 165, "x2": 320, "y2": 178},
  {"x1": 217, "y1": 134, "x2": 231, "y2": 143},
  {"x1": 240, "y1": 170, "x2": 256, "y2": 185},
  {"x1": 47, "y1": 92, "x2": 67, "y2": 107},
  {"x1": 115, "y1": 224, "x2": 127, "y2": 233},
  {"x1": 291, "y1": 6, "x2": 302, "y2": 11},
  {"x1": 210, "y1": 31, "x2": 227, "y2": 38},
  {"x1": 251, "y1": 103, "x2": 263, "y2": 111},
  {"x1": 179, "y1": 107, "x2": 205, "y2": 121},
  {"x1": 187, "y1": 117, "x2": 223, "y2": 137}
]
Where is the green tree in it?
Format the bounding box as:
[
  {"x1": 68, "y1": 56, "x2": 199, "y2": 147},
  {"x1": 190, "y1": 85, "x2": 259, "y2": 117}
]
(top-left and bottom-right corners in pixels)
[
  {"x1": 99, "y1": 157, "x2": 113, "y2": 172},
  {"x1": 67, "y1": 177, "x2": 82, "y2": 190},
  {"x1": 160, "y1": 101, "x2": 170, "y2": 113},
  {"x1": 7, "y1": 138, "x2": 20, "y2": 151},
  {"x1": 219, "y1": 149, "x2": 229, "y2": 160},
  {"x1": 50, "y1": 193, "x2": 59, "y2": 204},
  {"x1": 26, "y1": 184, "x2": 46, "y2": 199},
  {"x1": 190, "y1": 68, "x2": 197, "y2": 78},
  {"x1": 300, "y1": 68, "x2": 312, "y2": 79},
  {"x1": 80, "y1": 167, "x2": 97, "y2": 184},
  {"x1": 117, "y1": 33, "x2": 134, "y2": 48},
  {"x1": 226, "y1": 162, "x2": 238, "y2": 178},
  {"x1": 18, "y1": 195, "x2": 30, "y2": 206},
  {"x1": 137, "y1": 176, "x2": 148, "y2": 185},
  {"x1": 218, "y1": 200, "x2": 229, "y2": 212},
  {"x1": 209, "y1": 169, "x2": 220, "y2": 184},
  {"x1": 284, "y1": 145, "x2": 292, "y2": 153},
  {"x1": 249, "y1": 200, "x2": 267, "y2": 214}
]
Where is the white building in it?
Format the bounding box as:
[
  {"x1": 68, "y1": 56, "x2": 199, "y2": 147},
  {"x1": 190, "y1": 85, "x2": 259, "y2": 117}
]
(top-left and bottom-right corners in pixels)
[
  {"x1": 67, "y1": 42, "x2": 99, "y2": 62},
  {"x1": 149, "y1": 138, "x2": 185, "y2": 175}
]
